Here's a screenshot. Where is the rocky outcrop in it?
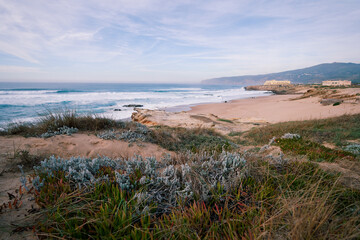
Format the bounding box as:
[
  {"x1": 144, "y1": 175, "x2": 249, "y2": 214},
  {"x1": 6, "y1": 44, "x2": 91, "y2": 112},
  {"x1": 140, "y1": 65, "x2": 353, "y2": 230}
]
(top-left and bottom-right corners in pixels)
[
  {"x1": 131, "y1": 109, "x2": 159, "y2": 126},
  {"x1": 123, "y1": 104, "x2": 144, "y2": 108},
  {"x1": 131, "y1": 108, "x2": 268, "y2": 134}
]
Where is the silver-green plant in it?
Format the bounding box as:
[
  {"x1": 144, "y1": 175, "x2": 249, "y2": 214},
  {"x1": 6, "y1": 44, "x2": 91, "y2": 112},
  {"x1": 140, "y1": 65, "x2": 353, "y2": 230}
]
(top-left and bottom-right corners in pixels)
[
  {"x1": 343, "y1": 144, "x2": 360, "y2": 156},
  {"x1": 32, "y1": 151, "x2": 248, "y2": 214},
  {"x1": 281, "y1": 133, "x2": 301, "y2": 139},
  {"x1": 41, "y1": 126, "x2": 78, "y2": 138},
  {"x1": 97, "y1": 123, "x2": 151, "y2": 142}
]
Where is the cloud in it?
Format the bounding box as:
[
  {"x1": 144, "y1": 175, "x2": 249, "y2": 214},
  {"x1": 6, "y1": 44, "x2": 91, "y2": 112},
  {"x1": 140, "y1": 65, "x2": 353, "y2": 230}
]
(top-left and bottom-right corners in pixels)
[
  {"x1": 0, "y1": 0, "x2": 359, "y2": 82},
  {"x1": 0, "y1": 65, "x2": 41, "y2": 73}
]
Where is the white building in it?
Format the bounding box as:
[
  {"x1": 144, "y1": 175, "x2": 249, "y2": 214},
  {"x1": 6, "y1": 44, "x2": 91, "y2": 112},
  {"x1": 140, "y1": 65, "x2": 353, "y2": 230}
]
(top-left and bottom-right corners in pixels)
[{"x1": 322, "y1": 80, "x2": 351, "y2": 86}]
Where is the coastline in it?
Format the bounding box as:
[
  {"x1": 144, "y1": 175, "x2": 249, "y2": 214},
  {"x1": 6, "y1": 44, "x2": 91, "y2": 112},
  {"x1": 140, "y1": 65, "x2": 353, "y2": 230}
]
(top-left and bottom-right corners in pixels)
[
  {"x1": 131, "y1": 86, "x2": 360, "y2": 134},
  {"x1": 162, "y1": 90, "x2": 272, "y2": 113},
  {"x1": 1, "y1": 85, "x2": 360, "y2": 239},
  {"x1": 188, "y1": 88, "x2": 360, "y2": 124}
]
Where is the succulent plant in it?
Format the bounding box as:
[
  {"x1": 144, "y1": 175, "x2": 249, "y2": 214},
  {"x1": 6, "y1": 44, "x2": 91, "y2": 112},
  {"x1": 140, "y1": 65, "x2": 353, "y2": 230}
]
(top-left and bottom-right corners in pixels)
[
  {"x1": 97, "y1": 123, "x2": 151, "y2": 143},
  {"x1": 281, "y1": 133, "x2": 301, "y2": 139},
  {"x1": 40, "y1": 126, "x2": 78, "y2": 138},
  {"x1": 32, "y1": 151, "x2": 248, "y2": 214},
  {"x1": 343, "y1": 144, "x2": 360, "y2": 155}
]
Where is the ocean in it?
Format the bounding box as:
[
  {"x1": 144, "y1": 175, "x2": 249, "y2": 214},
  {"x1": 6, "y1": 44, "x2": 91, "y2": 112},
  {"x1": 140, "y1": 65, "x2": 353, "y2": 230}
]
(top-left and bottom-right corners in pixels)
[{"x1": 0, "y1": 82, "x2": 271, "y2": 127}]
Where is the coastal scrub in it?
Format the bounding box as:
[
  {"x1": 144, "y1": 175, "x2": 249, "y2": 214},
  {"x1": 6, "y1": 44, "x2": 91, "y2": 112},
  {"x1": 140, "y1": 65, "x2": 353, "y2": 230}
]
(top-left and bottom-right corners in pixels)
[{"x1": 23, "y1": 152, "x2": 360, "y2": 239}]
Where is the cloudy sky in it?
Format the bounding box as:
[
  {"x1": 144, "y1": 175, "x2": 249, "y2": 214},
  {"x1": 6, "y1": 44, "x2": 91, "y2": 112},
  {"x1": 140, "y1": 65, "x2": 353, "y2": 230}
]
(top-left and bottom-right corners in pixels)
[{"x1": 0, "y1": 0, "x2": 359, "y2": 83}]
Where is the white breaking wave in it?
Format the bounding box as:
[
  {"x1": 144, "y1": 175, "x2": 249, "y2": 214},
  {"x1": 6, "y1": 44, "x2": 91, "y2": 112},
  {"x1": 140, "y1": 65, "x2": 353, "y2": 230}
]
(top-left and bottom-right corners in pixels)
[
  {"x1": 0, "y1": 90, "x2": 59, "y2": 95},
  {"x1": 0, "y1": 86, "x2": 272, "y2": 124}
]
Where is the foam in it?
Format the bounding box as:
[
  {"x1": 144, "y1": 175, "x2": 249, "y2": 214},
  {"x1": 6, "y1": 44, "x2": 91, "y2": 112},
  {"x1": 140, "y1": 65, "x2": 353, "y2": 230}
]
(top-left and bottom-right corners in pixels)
[{"x1": 0, "y1": 86, "x2": 271, "y2": 124}]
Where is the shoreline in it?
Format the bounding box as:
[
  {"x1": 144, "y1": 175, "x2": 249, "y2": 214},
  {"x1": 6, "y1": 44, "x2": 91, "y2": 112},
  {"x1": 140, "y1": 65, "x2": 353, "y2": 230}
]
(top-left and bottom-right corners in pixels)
[
  {"x1": 188, "y1": 88, "x2": 360, "y2": 123},
  {"x1": 0, "y1": 87, "x2": 271, "y2": 127},
  {"x1": 162, "y1": 90, "x2": 272, "y2": 113},
  {"x1": 131, "y1": 86, "x2": 360, "y2": 134}
]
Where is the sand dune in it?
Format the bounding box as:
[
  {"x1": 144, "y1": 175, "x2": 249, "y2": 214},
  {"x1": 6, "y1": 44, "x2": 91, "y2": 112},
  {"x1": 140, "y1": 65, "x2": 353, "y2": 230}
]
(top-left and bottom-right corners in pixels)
[{"x1": 0, "y1": 133, "x2": 170, "y2": 163}]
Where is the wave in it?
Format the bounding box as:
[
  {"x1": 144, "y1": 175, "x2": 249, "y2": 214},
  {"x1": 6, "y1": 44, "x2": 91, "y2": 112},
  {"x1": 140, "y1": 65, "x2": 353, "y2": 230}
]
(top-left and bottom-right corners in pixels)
[
  {"x1": 0, "y1": 104, "x2": 29, "y2": 109},
  {"x1": 0, "y1": 88, "x2": 267, "y2": 107},
  {"x1": 56, "y1": 90, "x2": 86, "y2": 94},
  {"x1": 0, "y1": 88, "x2": 52, "y2": 91},
  {"x1": 0, "y1": 86, "x2": 271, "y2": 125},
  {"x1": 0, "y1": 90, "x2": 59, "y2": 95},
  {"x1": 155, "y1": 87, "x2": 203, "y2": 92}
]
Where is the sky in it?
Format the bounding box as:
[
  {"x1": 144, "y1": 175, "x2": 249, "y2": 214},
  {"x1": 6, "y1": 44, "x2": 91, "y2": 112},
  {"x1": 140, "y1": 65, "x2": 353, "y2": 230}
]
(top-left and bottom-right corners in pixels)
[{"x1": 0, "y1": 0, "x2": 359, "y2": 83}]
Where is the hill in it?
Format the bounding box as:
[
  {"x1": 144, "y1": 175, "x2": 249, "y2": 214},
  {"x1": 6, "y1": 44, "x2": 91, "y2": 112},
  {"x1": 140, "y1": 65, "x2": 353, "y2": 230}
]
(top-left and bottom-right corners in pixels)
[{"x1": 202, "y1": 62, "x2": 360, "y2": 86}]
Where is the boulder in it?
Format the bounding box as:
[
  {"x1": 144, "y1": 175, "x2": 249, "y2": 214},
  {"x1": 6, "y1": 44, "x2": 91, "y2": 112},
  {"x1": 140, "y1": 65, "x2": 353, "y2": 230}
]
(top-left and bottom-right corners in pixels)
[{"x1": 123, "y1": 104, "x2": 144, "y2": 108}]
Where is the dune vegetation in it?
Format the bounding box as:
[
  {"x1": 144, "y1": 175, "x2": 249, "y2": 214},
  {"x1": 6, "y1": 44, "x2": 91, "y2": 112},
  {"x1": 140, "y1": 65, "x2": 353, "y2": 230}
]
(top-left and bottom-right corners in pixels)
[{"x1": 1, "y1": 112, "x2": 360, "y2": 239}]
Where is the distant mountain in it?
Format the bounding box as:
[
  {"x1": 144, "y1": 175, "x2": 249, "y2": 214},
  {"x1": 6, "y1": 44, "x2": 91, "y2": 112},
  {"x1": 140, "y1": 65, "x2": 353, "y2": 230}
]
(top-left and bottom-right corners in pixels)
[{"x1": 201, "y1": 63, "x2": 360, "y2": 86}]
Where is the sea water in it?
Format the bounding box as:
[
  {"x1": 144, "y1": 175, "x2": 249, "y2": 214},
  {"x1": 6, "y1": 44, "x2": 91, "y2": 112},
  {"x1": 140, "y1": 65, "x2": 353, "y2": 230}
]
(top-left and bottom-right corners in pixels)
[{"x1": 0, "y1": 82, "x2": 271, "y2": 127}]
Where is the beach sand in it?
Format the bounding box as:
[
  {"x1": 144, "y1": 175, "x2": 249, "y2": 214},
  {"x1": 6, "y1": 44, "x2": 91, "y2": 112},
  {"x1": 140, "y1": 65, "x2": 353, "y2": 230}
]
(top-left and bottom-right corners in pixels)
[
  {"x1": 189, "y1": 93, "x2": 360, "y2": 123},
  {"x1": 131, "y1": 87, "x2": 360, "y2": 134},
  {"x1": 0, "y1": 133, "x2": 170, "y2": 169}
]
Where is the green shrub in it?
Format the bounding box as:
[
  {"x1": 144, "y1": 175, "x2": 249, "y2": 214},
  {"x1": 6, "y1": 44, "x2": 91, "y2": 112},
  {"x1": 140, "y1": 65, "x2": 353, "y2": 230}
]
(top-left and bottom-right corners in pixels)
[
  {"x1": 150, "y1": 126, "x2": 236, "y2": 152},
  {"x1": 217, "y1": 118, "x2": 233, "y2": 123},
  {"x1": 276, "y1": 138, "x2": 355, "y2": 162}
]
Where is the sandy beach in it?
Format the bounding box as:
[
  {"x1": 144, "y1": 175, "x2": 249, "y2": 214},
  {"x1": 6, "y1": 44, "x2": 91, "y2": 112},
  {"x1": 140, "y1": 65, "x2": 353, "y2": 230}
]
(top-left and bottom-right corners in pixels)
[
  {"x1": 131, "y1": 87, "x2": 360, "y2": 134},
  {"x1": 189, "y1": 92, "x2": 360, "y2": 123}
]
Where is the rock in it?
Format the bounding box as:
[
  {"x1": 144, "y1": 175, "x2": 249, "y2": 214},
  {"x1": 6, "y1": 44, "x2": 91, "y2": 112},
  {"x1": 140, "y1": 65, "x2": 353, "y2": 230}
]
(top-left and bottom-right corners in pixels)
[
  {"x1": 114, "y1": 109, "x2": 122, "y2": 111},
  {"x1": 131, "y1": 110, "x2": 158, "y2": 126},
  {"x1": 123, "y1": 104, "x2": 143, "y2": 108}
]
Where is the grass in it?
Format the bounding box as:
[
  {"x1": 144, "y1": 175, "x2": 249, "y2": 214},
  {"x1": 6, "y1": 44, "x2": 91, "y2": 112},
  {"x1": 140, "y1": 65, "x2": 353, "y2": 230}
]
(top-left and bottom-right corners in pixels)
[
  {"x1": 228, "y1": 131, "x2": 243, "y2": 137},
  {"x1": 244, "y1": 114, "x2": 360, "y2": 146},
  {"x1": 1, "y1": 109, "x2": 125, "y2": 137},
  {"x1": 217, "y1": 118, "x2": 233, "y2": 123},
  {"x1": 15, "y1": 150, "x2": 46, "y2": 169},
  {"x1": 276, "y1": 138, "x2": 356, "y2": 162},
  {"x1": 150, "y1": 125, "x2": 236, "y2": 153},
  {"x1": 28, "y1": 155, "x2": 360, "y2": 239}
]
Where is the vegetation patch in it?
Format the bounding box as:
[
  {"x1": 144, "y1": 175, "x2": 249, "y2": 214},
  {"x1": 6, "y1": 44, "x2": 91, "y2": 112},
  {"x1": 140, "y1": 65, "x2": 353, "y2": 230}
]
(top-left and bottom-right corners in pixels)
[
  {"x1": 217, "y1": 118, "x2": 233, "y2": 123},
  {"x1": 343, "y1": 144, "x2": 360, "y2": 156},
  {"x1": 1, "y1": 110, "x2": 125, "y2": 137},
  {"x1": 150, "y1": 126, "x2": 236, "y2": 152},
  {"x1": 97, "y1": 123, "x2": 152, "y2": 143},
  {"x1": 40, "y1": 126, "x2": 78, "y2": 138},
  {"x1": 14, "y1": 150, "x2": 46, "y2": 170},
  {"x1": 276, "y1": 138, "x2": 355, "y2": 162},
  {"x1": 19, "y1": 153, "x2": 360, "y2": 239},
  {"x1": 244, "y1": 114, "x2": 360, "y2": 146},
  {"x1": 228, "y1": 131, "x2": 243, "y2": 137}
]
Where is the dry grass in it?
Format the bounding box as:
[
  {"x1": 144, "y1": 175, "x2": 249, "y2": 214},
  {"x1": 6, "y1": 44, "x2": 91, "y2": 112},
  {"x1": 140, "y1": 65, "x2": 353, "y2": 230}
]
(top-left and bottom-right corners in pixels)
[
  {"x1": 1, "y1": 109, "x2": 124, "y2": 137},
  {"x1": 244, "y1": 114, "x2": 360, "y2": 146},
  {"x1": 250, "y1": 161, "x2": 360, "y2": 239}
]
